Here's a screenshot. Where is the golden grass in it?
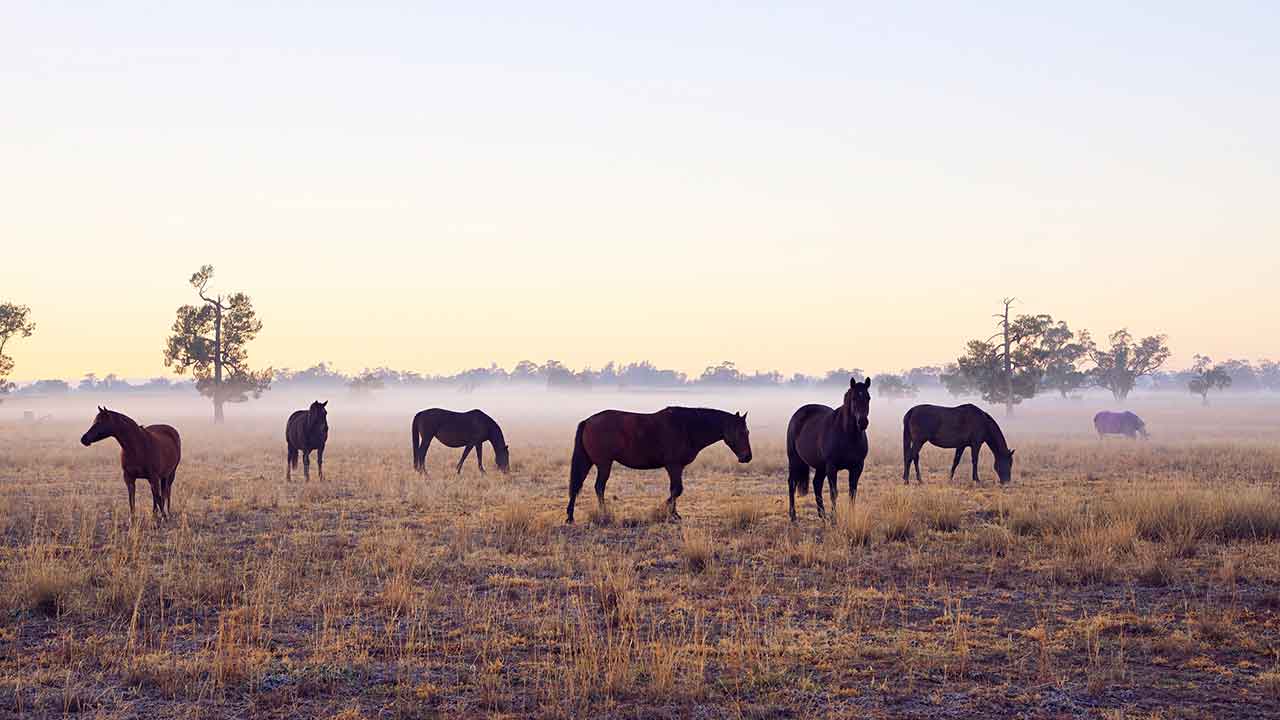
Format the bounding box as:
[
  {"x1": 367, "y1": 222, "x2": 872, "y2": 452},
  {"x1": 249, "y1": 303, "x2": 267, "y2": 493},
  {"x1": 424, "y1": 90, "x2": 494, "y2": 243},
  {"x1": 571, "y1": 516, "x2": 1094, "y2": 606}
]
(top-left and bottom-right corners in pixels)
[{"x1": 3, "y1": 407, "x2": 1280, "y2": 717}]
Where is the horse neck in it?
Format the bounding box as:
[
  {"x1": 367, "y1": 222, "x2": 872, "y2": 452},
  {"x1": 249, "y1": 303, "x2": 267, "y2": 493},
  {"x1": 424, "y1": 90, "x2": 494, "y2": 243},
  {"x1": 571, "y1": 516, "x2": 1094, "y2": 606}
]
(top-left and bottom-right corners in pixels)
[
  {"x1": 684, "y1": 409, "x2": 730, "y2": 451},
  {"x1": 982, "y1": 415, "x2": 1009, "y2": 454},
  {"x1": 833, "y1": 404, "x2": 858, "y2": 435},
  {"x1": 484, "y1": 416, "x2": 505, "y2": 446},
  {"x1": 108, "y1": 413, "x2": 148, "y2": 455}
]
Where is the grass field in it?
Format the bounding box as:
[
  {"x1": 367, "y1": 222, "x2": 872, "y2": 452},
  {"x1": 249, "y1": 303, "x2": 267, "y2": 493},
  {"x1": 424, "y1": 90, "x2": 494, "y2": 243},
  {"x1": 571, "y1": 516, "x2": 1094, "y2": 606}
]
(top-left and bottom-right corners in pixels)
[{"x1": 3, "y1": 392, "x2": 1280, "y2": 718}]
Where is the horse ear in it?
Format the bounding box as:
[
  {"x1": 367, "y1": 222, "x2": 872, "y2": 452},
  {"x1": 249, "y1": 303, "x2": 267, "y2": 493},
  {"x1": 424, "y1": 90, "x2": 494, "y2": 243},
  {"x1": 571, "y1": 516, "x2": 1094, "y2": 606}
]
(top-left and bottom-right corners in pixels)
[
  {"x1": 742, "y1": 412, "x2": 748, "y2": 422},
  {"x1": 865, "y1": 377, "x2": 872, "y2": 388},
  {"x1": 850, "y1": 377, "x2": 856, "y2": 388},
  {"x1": 322, "y1": 400, "x2": 328, "y2": 407},
  {"x1": 1009, "y1": 449, "x2": 1016, "y2": 456}
]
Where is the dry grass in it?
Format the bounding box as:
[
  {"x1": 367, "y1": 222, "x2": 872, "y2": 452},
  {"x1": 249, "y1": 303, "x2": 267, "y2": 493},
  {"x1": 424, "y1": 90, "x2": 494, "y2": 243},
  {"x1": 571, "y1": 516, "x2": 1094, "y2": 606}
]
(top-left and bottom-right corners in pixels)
[{"x1": 4, "y1": 401, "x2": 1280, "y2": 718}]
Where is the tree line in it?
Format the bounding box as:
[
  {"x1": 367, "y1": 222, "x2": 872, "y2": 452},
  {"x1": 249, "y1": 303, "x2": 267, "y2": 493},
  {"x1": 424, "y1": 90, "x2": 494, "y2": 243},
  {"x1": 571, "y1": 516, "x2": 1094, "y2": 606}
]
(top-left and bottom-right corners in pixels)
[{"x1": 4, "y1": 278, "x2": 1280, "y2": 421}]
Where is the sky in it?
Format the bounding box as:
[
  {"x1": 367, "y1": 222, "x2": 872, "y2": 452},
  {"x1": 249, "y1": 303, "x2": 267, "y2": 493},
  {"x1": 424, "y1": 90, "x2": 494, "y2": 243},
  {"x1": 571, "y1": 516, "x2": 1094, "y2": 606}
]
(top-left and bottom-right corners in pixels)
[{"x1": 2, "y1": 2, "x2": 1277, "y2": 381}]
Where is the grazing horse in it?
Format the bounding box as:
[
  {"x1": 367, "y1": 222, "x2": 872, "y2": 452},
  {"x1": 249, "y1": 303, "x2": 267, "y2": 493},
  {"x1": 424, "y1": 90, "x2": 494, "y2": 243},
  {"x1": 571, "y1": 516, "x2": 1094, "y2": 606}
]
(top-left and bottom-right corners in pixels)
[
  {"x1": 80, "y1": 406, "x2": 181, "y2": 521},
  {"x1": 286, "y1": 401, "x2": 329, "y2": 481},
  {"x1": 1094, "y1": 411, "x2": 1148, "y2": 440},
  {"x1": 902, "y1": 404, "x2": 1014, "y2": 485},
  {"x1": 411, "y1": 408, "x2": 510, "y2": 475},
  {"x1": 566, "y1": 407, "x2": 752, "y2": 523},
  {"x1": 786, "y1": 377, "x2": 871, "y2": 521}
]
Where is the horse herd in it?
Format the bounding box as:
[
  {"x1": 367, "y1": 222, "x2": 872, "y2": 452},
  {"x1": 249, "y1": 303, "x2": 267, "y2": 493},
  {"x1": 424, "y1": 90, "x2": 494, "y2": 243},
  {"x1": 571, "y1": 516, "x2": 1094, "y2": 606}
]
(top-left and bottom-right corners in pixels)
[{"x1": 77, "y1": 379, "x2": 1150, "y2": 524}]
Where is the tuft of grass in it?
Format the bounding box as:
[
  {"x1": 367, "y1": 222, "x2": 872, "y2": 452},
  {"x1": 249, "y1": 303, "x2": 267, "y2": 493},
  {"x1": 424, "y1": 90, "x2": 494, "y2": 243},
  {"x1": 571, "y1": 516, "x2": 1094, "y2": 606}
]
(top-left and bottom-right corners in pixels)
[
  {"x1": 878, "y1": 490, "x2": 917, "y2": 543},
  {"x1": 836, "y1": 504, "x2": 874, "y2": 548},
  {"x1": 5, "y1": 548, "x2": 88, "y2": 616},
  {"x1": 724, "y1": 499, "x2": 766, "y2": 531},
  {"x1": 682, "y1": 528, "x2": 715, "y2": 574},
  {"x1": 591, "y1": 558, "x2": 638, "y2": 628},
  {"x1": 913, "y1": 489, "x2": 964, "y2": 532},
  {"x1": 494, "y1": 501, "x2": 549, "y2": 554}
]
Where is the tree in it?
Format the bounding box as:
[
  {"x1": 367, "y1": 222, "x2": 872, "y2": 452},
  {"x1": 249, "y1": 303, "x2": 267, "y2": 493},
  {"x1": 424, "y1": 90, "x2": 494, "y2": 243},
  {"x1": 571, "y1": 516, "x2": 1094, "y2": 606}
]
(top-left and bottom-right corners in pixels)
[
  {"x1": 348, "y1": 370, "x2": 386, "y2": 396},
  {"x1": 944, "y1": 300, "x2": 1057, "y2": 414},
  {"x1": 872, "y1": 373, "x2": 918, "y2": 399},
  {"x1": 0, "y1": 302, "x2": 36, "y2": 400},
  {"x1": 1085, "y1": 329, "x2": 1170, "y2": 401},
  {"x1": 163, "y1": 265, "x2": 271, "y2": 422},
  {"x1": 1187, "y1": 354, "x2": 1231, "y2": 405},
  {"x1": 1036, "y1": 322, "x2": 1090, "y2": 398}
]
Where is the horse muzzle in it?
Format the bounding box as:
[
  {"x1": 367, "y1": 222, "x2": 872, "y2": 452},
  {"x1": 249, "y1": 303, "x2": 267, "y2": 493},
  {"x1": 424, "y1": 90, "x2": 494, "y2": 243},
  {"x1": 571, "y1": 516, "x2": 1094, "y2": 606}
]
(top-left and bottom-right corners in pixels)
[
  {"x1": 80, "y1": 434, "x2": 92, "y2": 447},
  {"x1": 738, "y1": 452, "x2": 752, "y2": 463}
]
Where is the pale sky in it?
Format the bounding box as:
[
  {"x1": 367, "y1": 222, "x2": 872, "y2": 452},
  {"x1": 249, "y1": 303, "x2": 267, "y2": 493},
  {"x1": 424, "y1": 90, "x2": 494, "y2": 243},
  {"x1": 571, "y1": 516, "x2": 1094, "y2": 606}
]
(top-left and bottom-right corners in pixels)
[{"x1": 2, "y1": 2, "x2": 1277, "y2": 381}]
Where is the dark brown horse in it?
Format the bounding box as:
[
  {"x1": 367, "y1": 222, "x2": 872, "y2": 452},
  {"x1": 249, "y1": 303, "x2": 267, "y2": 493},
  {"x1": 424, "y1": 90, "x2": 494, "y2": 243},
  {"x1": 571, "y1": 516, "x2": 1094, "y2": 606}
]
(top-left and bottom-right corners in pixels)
[
  {"x1": 411, "y1": 408, "x2": 509, "y2": 475},
  {"x1": 902, "y1": 404, "x2": 1014, "y2": 485},
  {"x1": 80, "y1": 406, "x2": 181, "y2": 520},
  {"x1": 786, "y1": 377, "x2": 871, "y2": 521},
  {"x1": 567, "y1": 407, "x2": 752, "y2": 523},
  {"x1": 286, "y1": 401, "x2": 328, "y2": 481}
]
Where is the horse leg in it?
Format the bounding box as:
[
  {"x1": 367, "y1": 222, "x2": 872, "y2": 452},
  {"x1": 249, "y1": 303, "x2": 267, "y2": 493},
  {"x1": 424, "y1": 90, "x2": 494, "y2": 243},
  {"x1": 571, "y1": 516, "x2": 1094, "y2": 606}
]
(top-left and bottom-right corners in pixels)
[
  {"x1": 948, "y1": 447, "x2": 965, "y2": 481},
  {"x1": 827, "y1": 467, "x2": 839, "y2": 518},
  {"x1": 302, "y1": 449, "x2": 311, "y2": 482},
  {"x1": 787, "y1": 474, "x2": 797, "y2": 522},
  {"x1": 163, "y1": 471, "x2": 175, "y2": 517},
  {"x1": 147, "y1": 478, "x2": 162, "y2": 522},
  {"x1": 913, "y1": 441, "x2": 924, "y2": 484},
  {"x1": 812, "y1": 464, "x2": 827, "y2": 520},
  {"x1": 125, "y1": 474, "x2": 136, "y2": 521},
  {"x1": 456, "y1": 445, "x2": 472, "y2": 475},
  {"x1": 475, "y1": 443, "x2": 485, "y2": 475},
  {"x1": 971, "y1": 444, "x2": 981, "y2": 484},
  {"x1": 417, "y1": 435, "x2": 433, "y2": 475},
  {"x1": 849, "y1": 459, "x2": 864, "y2": 504},
  {"x1": 316, "y1": 446, "x2": 325, "y2": 481},
  {"x1": 664, "y1": 464, "x2": 684, "y2": 521},
  {"x1": 594, "y1": 462, "x2": 613, "y2": 514},
  {"x1": 287, "y1": 444, "x2": 294, "y2": 481}
]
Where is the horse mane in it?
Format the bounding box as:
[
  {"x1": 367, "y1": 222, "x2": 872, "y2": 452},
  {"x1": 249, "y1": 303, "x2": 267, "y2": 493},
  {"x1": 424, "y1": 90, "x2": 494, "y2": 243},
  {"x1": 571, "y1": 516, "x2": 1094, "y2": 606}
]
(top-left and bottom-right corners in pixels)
[
  {"x1": 664, "y1": 406, "x2": 732, "y2": 434},
  {"x1": 478, "y1": 411, "x2": 505, "y2": 445},
  {"x1": 981, "y1": 410, "x2": 1009, "y2": 453}
]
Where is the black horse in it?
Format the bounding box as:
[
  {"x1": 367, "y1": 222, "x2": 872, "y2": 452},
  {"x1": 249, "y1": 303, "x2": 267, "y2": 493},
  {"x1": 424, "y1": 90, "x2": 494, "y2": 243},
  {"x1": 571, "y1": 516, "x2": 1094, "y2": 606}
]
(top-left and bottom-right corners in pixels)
[
  {"x1": 567, "y1": 407, "x2": 752, "y2": 523},
  {"x1": 902, "y1": 404, "x2": 1014, "y2": 484},
  {"x1": 411, "y1": 408, "x2": 509, "y2": 475},
  {"x1": 286, "y1": 400, "x2": 328, "y2": 482},
  {"x1": 786, "y1": 377, "x2": 871, "y2": 521}
]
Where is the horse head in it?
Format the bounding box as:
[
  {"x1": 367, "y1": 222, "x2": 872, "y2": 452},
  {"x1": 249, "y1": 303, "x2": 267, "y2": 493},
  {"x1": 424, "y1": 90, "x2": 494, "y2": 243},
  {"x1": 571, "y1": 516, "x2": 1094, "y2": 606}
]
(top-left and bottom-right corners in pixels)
[
  {"x1": 843, "y1": 377, "x2": 871, "y2": 432},
  {"x1": 309, "y1": 400, "x2": 329, "y2": 435},
  {"x1": 81, "y1": 406, "x2": 114, "y2": 446},
  {"x1": 495, "y1": 443, "x2": 511, "y2": 473},
  {"x1": 724, "y1": 412, "x2": 752, "y2": 463},
  {"x1": 994, "y1": 448, "x2": 1015, "y2": 484}
]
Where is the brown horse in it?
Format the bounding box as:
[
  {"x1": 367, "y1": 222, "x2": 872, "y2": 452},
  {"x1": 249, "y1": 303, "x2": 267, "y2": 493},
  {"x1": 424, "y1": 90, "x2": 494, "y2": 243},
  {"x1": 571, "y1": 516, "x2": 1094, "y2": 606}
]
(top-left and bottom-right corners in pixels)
[
  {"x1": 411, "y1": 408, "x2": 509, "y2": 475},
  {"x1": 80, "y1": 406, "x2": 181, "y2": 520},
  {"x1": 902, "y1": 404, "x2": 1014, "y2": 485},
  {"x1": 286, "y1": 401, "x2": 328, "y2": 481},
  {"x1": 566, "y1": 407, "x2": 752, "y2": 523},
  {"x1": 786, "y1": 377, "x2": 871, "y2": 521}
]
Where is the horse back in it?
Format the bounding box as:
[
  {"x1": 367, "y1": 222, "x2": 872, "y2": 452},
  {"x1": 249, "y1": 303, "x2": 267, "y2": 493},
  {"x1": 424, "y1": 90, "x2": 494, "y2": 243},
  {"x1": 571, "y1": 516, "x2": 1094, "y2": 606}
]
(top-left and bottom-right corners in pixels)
[
  {"x1": 142, "y1": 424, "x2": 182, "y2": 472},
  {"x1": 788, "y1": 404, "x2": 834, "y2": 462},
  {"x1": 581, "y1": 409, "x2": 678, "y2": 470},
  {"x1": 906, "y1": 404, "x2": 988, "y2": 448}
]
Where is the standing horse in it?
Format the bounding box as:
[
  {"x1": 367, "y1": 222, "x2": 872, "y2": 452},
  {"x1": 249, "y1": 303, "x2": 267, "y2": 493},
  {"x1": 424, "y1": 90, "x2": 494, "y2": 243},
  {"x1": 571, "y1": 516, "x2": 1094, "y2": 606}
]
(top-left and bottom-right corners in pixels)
[
  {"x1": 411, "y1": 408, "x2": 510, "y2": 475},
  {"x1": 1094, "y1": 411, "x2": 1148, "y2": 439},
  {"x1": 902, "y1": 404, "x2": 1014, "y2": 484},
  {"x1": 286, "y1": 401, "x2": 328, "y2": 481},
  {"x1": 567, "y1": 407, "x2": 752, "y2": 523},
  {"x1": 80, "y1": 406, "x2": 181, "y2": 521},
  {"x1": 786, "y1": 377, "x2": 871, "y2": 521}
]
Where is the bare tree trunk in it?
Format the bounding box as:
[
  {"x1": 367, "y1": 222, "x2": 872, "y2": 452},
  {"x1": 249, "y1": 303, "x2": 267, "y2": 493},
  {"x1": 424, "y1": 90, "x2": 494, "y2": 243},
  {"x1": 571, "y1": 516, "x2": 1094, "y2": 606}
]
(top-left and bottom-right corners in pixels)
[
  {"x1": 213, "y1": 298, "x2": 224, "y2": 424},
  {"x1": 1001, "y1": 298, "x2": 1014, "y2": 417}
]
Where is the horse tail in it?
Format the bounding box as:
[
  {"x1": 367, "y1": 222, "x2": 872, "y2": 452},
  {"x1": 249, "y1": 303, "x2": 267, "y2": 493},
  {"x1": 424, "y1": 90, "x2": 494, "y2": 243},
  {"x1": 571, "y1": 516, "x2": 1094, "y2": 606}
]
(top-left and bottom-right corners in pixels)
[
  {"x1": 902, "y1": 409, "x2": 913, "y2": 463},
  {"x1": 411, "y1": 416, "x2": 423, "y2": 472},
  {"x1": 786, "y1": 421, "x2": 810, "y2": 496},
  {"x1": 570, "y1": 420, "x2": 591, "y2": 489}
]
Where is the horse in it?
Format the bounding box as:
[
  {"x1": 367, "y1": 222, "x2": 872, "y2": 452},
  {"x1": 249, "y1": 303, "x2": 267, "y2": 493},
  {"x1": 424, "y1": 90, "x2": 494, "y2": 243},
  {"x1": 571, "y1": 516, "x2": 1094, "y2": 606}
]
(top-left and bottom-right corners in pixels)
[
  {"x1": 902, "y1": 404, "x2": 1014, "y2": 485},
  {"x1": 1094, "y1": 411, "x2": 1148, "y2": 440},
  {"x1": 80, "y1": 406, "x2": 181, "y2": 521},
  {"x1": 411, "y1": 408, "x2": 510, "y2": 475},
  {"x1": 785, "y1": 377, "x2": 871, "y2": 521},
  {"x1": 566, "y1": 407, "x2": 752, "y2": 523},
  {"x1": 286, "y1": 400, "x2": 328, "y2": 481}
]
